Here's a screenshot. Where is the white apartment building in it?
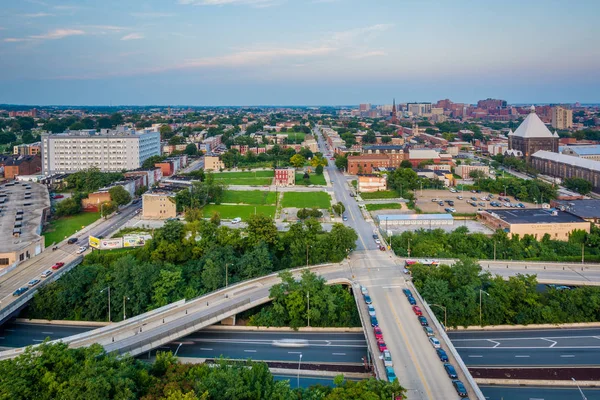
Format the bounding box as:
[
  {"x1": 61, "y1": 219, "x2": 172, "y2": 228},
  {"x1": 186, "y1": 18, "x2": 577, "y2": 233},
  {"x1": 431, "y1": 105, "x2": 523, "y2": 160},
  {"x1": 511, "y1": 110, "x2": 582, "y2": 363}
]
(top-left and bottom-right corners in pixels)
[{"x1": 41, "y1": 128, "x2": 161, "y2": 174}]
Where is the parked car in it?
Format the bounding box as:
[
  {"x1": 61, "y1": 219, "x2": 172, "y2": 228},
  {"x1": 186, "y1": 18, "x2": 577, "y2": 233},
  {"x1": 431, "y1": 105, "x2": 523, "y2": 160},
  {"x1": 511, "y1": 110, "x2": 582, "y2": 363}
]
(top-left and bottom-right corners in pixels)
[
  {"x1": 423, "y1": 326, "x2": 434, "y2": 336},
  {"x1": 27, "y1": 279, "x2": 40, "y2": 287},
  {"x1": 383, "y1": 350, "x2": 393, "y2": 367},
  {"x1": 407, "y1": 296, "x2": 416, "y2": 305},
  {"x1": 379, "y1": 245, "x2": 386, "y2": 251},
  {"x1": 402, "y1": 288, "x2": 412, "y2": 297},
  {"x1": 470, "y1": 197, "x2": 477, "y2": 201},
  {"x1": 372, "y1": 234, "x2": 378, "y2": 240},
  {"x1": 368, "y1": 305, "x2": 376, "y2": 316},
  {"x1": 13, "y1": 287, "x2": 29, "y2": 296},
  {"x1": 457, "y1": 196, "x2": 463, "y2": 200},
  {"x1": 41, "y1": 270, "x2": 53, "y2": 278},
  {"x1": 364, "y1": 294, "x2": 372, "y2": 304},
  {"x1": 375, "y1": 239, "x2": 381, "y2": 244},
  {"x1": 232, "y1": 217, "x2": 242, "y2": 224},
  {"x1": 418, "y1": 316, "x2": 428, "y2": 326},
  {"x1": 436, "y1": 348, "x2": 449, "y2": 362},
  {"x1": 448, "y1": 201, "x2": 454, "y2": 206},
  {"x1": 444, "y1": 363, "x2": 458, "y2": 379},
  {"x1": 51, "y1": 262, "x2": 65, "y2": 270},
  {"x1": 412, "y1": 306, "x2": 422, "y2": 316},
  {"x1": 452, "y1": 380, "x2": 468, "y2": 398},
  {"x1": 53, "y1": 194, "x2": 64, "y2": 199},
  {"x1": 429, "y1": 337, "x2": 441, "y2": 348},
  {"x1": 361, "y1": 286, "x2": 368, "y2": 295},
  {"x1": 449, "y1": 207, "x2": 456, "y2": 212},
  {"x1": 67, "y1": 238, "x2": 78, "y2": 244},
  {"x1": 377, "y1": 339, "x2": 387, "y2": 352},
  {"x1": 342, "y1": 215, "x2": 348, "y2": 221},
  {"x1": 385, "y1": 366, "x2": 397, "y2": 383},
  {"x1": 373, "y1": 326, "x2": 383, "y2": 340},
  {"x1": 370, "y1": 316, "x2": 379, "y2": 327}
]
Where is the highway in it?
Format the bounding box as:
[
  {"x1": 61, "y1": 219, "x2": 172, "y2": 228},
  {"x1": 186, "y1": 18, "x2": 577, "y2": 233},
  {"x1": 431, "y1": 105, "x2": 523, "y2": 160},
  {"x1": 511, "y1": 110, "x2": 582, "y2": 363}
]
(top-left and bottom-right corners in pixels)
[
  {"x1": 450, "y1": 328, "x2": 600, "y2": 367},
  {"x1": 480, "y1": 385, "x2": 600, "y2": 400},
  {"x1": 0, "y1": 202, "x2": 141, "y2": 313}
]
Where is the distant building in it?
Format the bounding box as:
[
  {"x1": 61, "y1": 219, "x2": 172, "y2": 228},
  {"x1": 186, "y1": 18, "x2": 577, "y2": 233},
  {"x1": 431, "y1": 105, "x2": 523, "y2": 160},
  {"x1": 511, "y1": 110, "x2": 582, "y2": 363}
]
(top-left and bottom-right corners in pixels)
[
  {"x1": 552, "y1": 106, "x2": 573, "y2": 130},
  {"x1": 531, "y1": 150, "x2": 600, "y2": 193},
  {"x1": 204, "y1": 155, "x2": 225, "y2": 171},
  {"x1": 41, "y1": 128, "x2": 160, "y2": 174},
  {"x1": 561, "y1": 145, "x2": 600, "y2": 161},
  {"x1": 13, "y1": 142, "x2": 41, "y2": 156},
  {"x1": 407, "y1": 103, "x2": 432, "y2": 116},
  {"x1": 478, "y1": 208, "x2": 590, "y2": 241},
  {"x1": 407, "y1": 149, "x2": 441, "y2": 167},
  {"x1": 3, "y1": 155, "x2": 42, "y2": 179},
  {"x1": 477, "y1": 98, "x2": 507, "y2": 109},
  {"x1": 142, "y1": 191, "x2": 177, "y2": 220},
  {"x1": 377, "y1": 214, "x2": 454, "y2": 228},
  {"x1": 274, "y1": 167, "x2": 295, "y2": 187},
  {"x1": 358, "y1": 175, "x2": 387, "y2": 192},
  {"x1": 551, "y1": 199, "x2": 600, "y2": 225},
  {"x1": 508, "y1": 106, "x2": 559, "y2": 162},
  {"x1": 454, "y1": 164, "x2": 489, "y2": 179},
  {"x1": 348, "y1": 154, "x2": 393, "y2": 175}
]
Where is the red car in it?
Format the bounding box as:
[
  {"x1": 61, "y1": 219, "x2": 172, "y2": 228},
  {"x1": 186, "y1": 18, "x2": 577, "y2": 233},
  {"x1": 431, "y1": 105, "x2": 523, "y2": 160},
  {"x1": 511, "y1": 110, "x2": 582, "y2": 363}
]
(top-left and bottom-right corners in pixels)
[
  {"x1": 53, "y1": 194, "x2": 64, "y2": 199},
  {"x1": 374, "y1": 326, "x2": 383, "y2": 340},
  {"x1": 379, "y1": 245, "x2": 386, "y2": 251},
  {"x1": 51, "y1": 262, "x2": 65, "y2": 270},
  {"x1": 377, "y1": 339, "x2": 387, "y2": 352},
  {"x1": 412, "y1": 306, "x2": 422, "y2": 316}
]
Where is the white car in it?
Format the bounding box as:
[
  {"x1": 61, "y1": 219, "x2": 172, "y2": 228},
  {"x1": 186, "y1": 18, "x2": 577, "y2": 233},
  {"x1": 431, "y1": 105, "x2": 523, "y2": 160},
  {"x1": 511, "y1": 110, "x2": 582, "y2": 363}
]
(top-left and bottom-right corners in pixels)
[
  {"x1": 361, "y1": 286, "x2": 368, "y2": 296},
  {"x1": 375, "y1": 239, "x2": 381, "y2": 245},
  {"x1": 429, "y1": 337, "x2": 441, "y2": 349},
  {"x1": 76, "y1": 246, "x2": 88, "y2": 254},
  {"x1": 41, "y1": 270, "x2": 53, "y2": 278},
  {"x1": 383, "y1": 350, "x2": 393, "y2": 367},
  {"x1": 231, "y1": 217, "x2": 242, "y2": 224},
  {"x1": 368, "y1": 305, "x2": 376, "y2": 316},
  {"x1": 449, "y1": 188, "x2": 457, "y2": 193},
  {"x1": 28, "y1": 279, "x2": 40, "y2": 287}
]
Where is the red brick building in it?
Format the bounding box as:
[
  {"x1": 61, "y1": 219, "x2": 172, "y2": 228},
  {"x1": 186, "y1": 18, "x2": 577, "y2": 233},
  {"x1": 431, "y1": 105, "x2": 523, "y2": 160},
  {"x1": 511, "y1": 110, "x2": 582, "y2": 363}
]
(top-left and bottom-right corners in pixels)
[
  {"x1": 347, "y1": 154, "x2": 394, "y2": 175},
  {"x1": 3, "y1": 155, "x2": 42, "y2": 179},
  {"x1": 274, "y1": 167, "x2": 295, "y2": 186}
]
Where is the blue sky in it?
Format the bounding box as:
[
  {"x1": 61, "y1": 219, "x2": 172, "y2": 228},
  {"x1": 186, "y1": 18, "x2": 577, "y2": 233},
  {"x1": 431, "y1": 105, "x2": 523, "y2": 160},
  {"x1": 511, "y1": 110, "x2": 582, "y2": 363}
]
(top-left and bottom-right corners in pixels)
[{"x1": 0, "y1": 0, "x2": 599, "y2": 106}]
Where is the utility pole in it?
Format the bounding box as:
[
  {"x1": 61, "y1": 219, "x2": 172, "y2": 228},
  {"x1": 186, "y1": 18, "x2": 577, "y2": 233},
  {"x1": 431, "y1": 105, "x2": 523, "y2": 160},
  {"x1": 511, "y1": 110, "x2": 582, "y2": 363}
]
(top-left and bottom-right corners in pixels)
[
  {"x1": 101, "y1": 286, "x2": 111, "y2": 323},
  {"x1": 407, "y1": 238, "x2": 411, "y2": 258},
  {"x1": 123, "y1": 296, "x2": 130, "y2": 320},
  {"x1": 307, "y1": 292, "x2": 310, "y2": 327},
  {"x1": 582, "y1": 244, "x2": 585, "y2": 264},
  {"x1": 225, "y1": 263, "x2": 229, "y2": 287},
  {"x1": 479, "y1": 289, "x2": 489, "y2": 326},
  {"x1": 494, "y1": 241, "x2": 497, "y2": 261}
]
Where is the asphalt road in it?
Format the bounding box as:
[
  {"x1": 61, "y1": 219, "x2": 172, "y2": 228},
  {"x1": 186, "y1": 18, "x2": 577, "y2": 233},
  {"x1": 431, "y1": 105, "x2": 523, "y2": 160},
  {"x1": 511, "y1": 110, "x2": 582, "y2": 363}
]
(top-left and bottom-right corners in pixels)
[
  {"x1": 450, "y1": 328, "x2": 600, "y2": 367},
  {"x1": 0, "y1": 202, "x2": 141, "y2": 311},
  {"x1": 480, "y1": 385, "x2": 600, "y2": 400},
  {"x1": 273, "y1": 374, "x2": 361, "y2": 389},
  {"x1": 0, "y1": 322, "x2": 93, "y2": 348}
]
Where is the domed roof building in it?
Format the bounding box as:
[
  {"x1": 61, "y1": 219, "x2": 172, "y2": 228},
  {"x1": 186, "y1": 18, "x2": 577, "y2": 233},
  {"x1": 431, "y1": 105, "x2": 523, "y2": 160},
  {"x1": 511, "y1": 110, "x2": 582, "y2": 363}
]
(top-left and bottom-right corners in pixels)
[{"x1": 507, "y1": 105, "x2": 559, "y2": 162}]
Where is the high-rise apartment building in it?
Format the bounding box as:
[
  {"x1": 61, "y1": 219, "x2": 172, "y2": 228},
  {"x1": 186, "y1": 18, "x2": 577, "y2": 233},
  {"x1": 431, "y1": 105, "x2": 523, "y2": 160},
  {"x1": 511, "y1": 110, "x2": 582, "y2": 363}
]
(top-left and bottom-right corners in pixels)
[
  {"x1": 477, "y1": 98, "x2": 507, "y2": 109},
  {"x1": 41, "y1": 127, "x2": 160, "y2": 175},
  {"x1": 407, "y1": 103, "x2": 432, "y2": 116},
  {"x1": 551, "y1": 106, "x2": 573, "y2": 130},
  {"x1": 359, "y1": 103, "x2": 371, "y2": 112}
]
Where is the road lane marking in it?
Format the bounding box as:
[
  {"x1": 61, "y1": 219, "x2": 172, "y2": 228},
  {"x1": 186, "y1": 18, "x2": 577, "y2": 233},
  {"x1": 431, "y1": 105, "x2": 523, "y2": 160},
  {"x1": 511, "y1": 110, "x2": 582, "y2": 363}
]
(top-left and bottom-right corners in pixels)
[
  {"x1": 41, "y1": 332, "x2": 53, "y2": 335},
  {"x1": 32, "y1": 339, "x2": 43, "y2": 342},
  {"x1": 560, "y1": 355, "x2": 575, "y2": 358},
  {"x1": 468, "y1": 355, "x2": 483, "y2": 358},
  {"x1": 288, "y1": 351, "x2": 302, "y2": 354},
  {"x1": 487, "y1": 339, "x2": 501, "y2": 348},
  {"x1": 541, "y1": 338, "x2": 557, "y2": 347},
  {"x1": 200, "y1": 348, "x2": 213, "y2": 351},
  {"x1": 4, "y1": 329, "x2": 14, "y2": 332},
  {"x1": 515, "y1": 355, "x2": 530, "y2": 358},
  {"x1": 244, "y1": 350, "x2": 257, "y2": 353},
  {"x1": 381, "y1": 285, "x2": 403, "y2": 289},
  {"x1": 332, "y1": 352, "x2": 346, "y2": 356}
]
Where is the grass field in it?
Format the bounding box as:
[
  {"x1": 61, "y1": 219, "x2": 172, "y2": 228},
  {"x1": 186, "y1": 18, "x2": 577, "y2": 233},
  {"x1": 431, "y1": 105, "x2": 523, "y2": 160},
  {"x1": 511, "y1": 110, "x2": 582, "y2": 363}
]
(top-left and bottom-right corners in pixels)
[
  {"x1": 360, "y1": 190, "x2": 399, "y2": 200},
  {"x1": 202, "y1": 204, "x2": 276, "y2": 220},
  {"x1": 221, "y1": 190, "x2": 277, "y2": 205},
  {"x1": 295, "y1": 173, "x2": 327, "y2": 186},
  {"x1": 210, "y1": 171, "x2": 274, "y2": 186},
  {"x1": 281, "y1": 191, "x2": 331, "y2": 209},
  {"x1": 284, "y1": 131, "x2": 306, "y2": 142},
  {"x1": 365, "y1": 203, "x2": 402, "y2": 211},
  {"x1": 43, "y1": 212, "x2": 101, "y2": 246}
]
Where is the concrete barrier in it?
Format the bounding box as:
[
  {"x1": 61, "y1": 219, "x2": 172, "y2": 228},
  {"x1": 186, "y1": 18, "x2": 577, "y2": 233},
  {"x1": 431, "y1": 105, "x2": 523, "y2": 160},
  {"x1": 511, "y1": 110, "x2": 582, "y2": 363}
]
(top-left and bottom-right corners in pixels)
[
  {"x1": 208, "y1": 325, "x2": 363, "y2": 333},
  {"x1": 14, "y1": 318, "x2": 110, "y2": 327},
  {"x1": 475, "y1": 378, "x2": 600, "y2": 387},
  {"x1": 449, "y1": 321, "x2": 600, "y2": 331}
]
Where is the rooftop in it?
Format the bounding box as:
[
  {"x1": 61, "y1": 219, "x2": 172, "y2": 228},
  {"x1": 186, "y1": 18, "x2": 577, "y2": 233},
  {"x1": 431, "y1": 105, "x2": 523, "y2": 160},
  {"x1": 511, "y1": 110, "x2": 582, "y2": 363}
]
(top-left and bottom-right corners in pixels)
[
  {"x1": 510, "y1": 106, "x2": 556, "y2": 139},
  {"x1": 553, "y1": 199, "x2": 600, "y2": 219},
  {"x1": 363, "y1": 145, "x2": 404, "y2": 151},
  {"x1": 563, "y1": 145, "x2": 600, "y2": 156},
  {"x1": 532, "y1": 150, "x2": 600, "y2": 172},
  {"x1": 483, "y1": 208, "x2": 587, "y2": 224},
  {"x1": 408, "y1": 149, "x2": 440, "y2": 159},
  {"x1": 0, "y1": 181, "x2": 49, "y2": 253}
]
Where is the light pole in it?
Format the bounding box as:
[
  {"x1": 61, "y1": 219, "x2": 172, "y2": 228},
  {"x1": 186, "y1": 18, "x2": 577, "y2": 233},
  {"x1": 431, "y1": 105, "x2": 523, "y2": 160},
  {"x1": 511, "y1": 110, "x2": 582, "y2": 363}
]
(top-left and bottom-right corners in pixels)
[
  {"x1": 101, "y1": 286, "x2": 111, "y2": 323},
  {"x1": 225, "y1": 263, "x2": 231, "y2": 288},
  {"x1": 306, "y1": 243, "x2": 312, "y2": 267},
  {"x1": 307, "y1": 291, "x2": 310, "y2": 327},
  {"x1": 174, "y1": 342, "x2": 183, "y2": 356},
  {"x1": 572, "y1": 377, "x2": 587, "y2": 400},
  {"x1": 123, "y1": 296, "x2": 130, "y2": 320},
  {"x1": 479, "y1": 289, "x2": 489, "y2": 326},
  {"x1": 407, "y1": 238, "x2": 411, "y2": 258},
  {"x1": 297, "y1": 354, "x2": 303, "y2": 388},
  {"x1": 100, "y1": 202, "x2": 105, "y2": 219},
  {"x1": 582, "y1": 244, "x2": 585, "y2": 264},
  {"x1": 430, "y1": 304, "x2": 447, "y2": 328},
  {"x1": 493, "y1": 241, "x2": 497, "y2": 261}
]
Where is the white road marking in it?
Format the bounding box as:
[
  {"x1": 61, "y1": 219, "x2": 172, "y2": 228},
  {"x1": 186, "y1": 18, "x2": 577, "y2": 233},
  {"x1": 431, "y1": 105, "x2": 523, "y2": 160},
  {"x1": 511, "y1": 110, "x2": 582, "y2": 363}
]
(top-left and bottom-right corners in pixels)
[
  {"x1": 41, "y1": 332, "x2": 53, "y2": 335},
  {"x1": 487, "y1": 339, "x2": 501, "y2": 348},
  {"x1": 288, "y1": 351, "x2": 302, "y2": 354},
  {"x1": 244, "y1": 350, "x2": 257, "y2": 353},
  {"x1": 541, "y1": 338, "x2": 557, "y2": 347},
  {"x1": 468, "y1": 355, "x2": 483, "y2": 358},
  {"x1": 200, "y1": 348, "x2": 213, "y2": 351},
  {"x1": 32, "y1": 339, "x2": 43, "y2": 342},
  {"x1": 515, "y1": 355, "x2": 530, "y2": 358},
  {"x1": 560, "y1": 355, "x2": 575, "y2": 358},
  {"x1": 4, "y1": 329, "x2": 14, "y2": 332},
  {"x1": 381, "y1": 285, "x2": 403, "y2": 289},
  {"x1": 332, "y1": 352, "x2": 346, "y2": 356}
]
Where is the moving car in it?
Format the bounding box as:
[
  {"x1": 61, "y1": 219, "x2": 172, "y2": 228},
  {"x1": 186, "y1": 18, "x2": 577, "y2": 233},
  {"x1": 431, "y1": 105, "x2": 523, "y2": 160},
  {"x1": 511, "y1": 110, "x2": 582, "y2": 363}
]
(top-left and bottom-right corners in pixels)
[
  {"x1": 452, "y1": 380, "x2": 468, "y2": 397},
  {"x1": 385, "y1": 366, "x2": 397, "y2": 383},
  {"x1": 364, "y1": 294, "x2": 372, "y2": 304},
  {"x1": 368, "y1": 305, "x2": 376, "y2": 316},
  {"x1": 418, "y1": 316, "x2": 428, "y2": 326},
  {"x1": 373, "y1": 326, "x2": 383, "y2": 340},
  {"x1": 412, "y1": 306, "x2": 422, "y2": 316},
  {"x1": 342, "y1": 214, "x2": 348, "y2": 221},
  {"x1": 27, "y1": 279, "x2": 40, "y2": 287},
  {"x1": 423, "y1": 326, "x2": 434, "y2": 336},
  {"x1": 41, "y1": 270, "x2": 53, "y2": 278},
  {"x1": 51, "y1": 262, "x2": 65, "y2": 270},
  {"x1": 67, "y1": 238, "x2": 78, "y2": 244},
  {"x1": 436, "y1": 348, "x2": 449, "y2": 362},
  {"x1": 444, "y1": 363, "x2": 458, "y2": 379},
  {"x1": 272, "y1": 339, "x2": 309, "y2": 348},
  {"x1": 13, "y1": 287, "x2": 29, "y2": 296},
  {"x1": 383, "y1": 350, "x2": 393, "y2": 367},
  {"x1": 429, "y1": 337, "x2": 441, "y2": 348},
  {"x1": 76, "y1": 246, "x2": 88, "y2": 254}
]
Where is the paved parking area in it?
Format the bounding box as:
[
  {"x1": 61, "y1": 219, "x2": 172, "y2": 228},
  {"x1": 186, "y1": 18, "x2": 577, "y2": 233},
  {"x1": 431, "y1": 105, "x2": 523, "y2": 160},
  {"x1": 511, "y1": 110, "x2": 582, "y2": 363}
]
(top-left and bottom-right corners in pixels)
[{"x1": 414, "y1": 189, "x2": 537, "y2": 214}]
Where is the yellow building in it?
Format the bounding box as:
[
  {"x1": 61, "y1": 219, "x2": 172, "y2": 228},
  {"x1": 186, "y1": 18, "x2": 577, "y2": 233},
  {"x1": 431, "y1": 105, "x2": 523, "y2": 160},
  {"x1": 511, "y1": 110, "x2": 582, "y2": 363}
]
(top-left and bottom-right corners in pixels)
[
  {"x1": 142, "y1": 191, "x2": 177, "y2": 220},
  {"x1": 204, "y1": 156, "x2": 225, "y2": 171},
  {"x1": 478, "y1": 208, "x2": 590, "y2": 241},
  {"x1": 358, "y1": 175, "x2": 387, "y2": 192},
  {"x1": 551, "y1": 106, "x2": 573, "y2": 130}
]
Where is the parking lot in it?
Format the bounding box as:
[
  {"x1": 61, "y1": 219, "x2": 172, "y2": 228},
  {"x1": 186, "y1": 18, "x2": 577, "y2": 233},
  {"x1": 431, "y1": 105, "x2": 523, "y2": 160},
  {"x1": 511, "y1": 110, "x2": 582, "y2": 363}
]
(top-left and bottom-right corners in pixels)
[{"x1": 414, "y1": 189, "x2": 538, "y2": 214}]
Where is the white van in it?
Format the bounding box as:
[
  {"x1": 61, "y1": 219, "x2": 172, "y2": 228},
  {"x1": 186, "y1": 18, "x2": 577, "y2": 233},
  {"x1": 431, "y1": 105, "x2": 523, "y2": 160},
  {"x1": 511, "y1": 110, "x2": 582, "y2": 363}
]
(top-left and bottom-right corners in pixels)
[{"x1": 232, "y1": 217, "x2": 242, "y2": 224}]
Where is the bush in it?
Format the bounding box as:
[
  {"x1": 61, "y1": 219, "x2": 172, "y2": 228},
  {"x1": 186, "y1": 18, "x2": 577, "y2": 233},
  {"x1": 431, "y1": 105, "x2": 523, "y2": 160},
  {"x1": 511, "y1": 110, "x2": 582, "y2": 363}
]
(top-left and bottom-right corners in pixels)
[{"x1": 297, "y1": 208, "x2": 323, "y2": 220}]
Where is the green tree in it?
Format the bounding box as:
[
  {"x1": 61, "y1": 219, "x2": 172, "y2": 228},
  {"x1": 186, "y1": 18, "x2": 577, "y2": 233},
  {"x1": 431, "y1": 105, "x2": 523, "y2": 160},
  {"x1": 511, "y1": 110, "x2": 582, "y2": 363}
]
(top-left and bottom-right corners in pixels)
[
  {"x1": 289, "y1": 154, "x2": 306, "y2": 169},
  {"x1": 151, "y1": 269, "x2": 184, "y2": 308},
  {"x1": 184, "y1": 143, "x2": 198, "y2": 156},
  {"x1": 109, "y1": 186, "x2": 132, "y2": 206},
  {"x1": 400, "y1": 160, "x2": 413, "y2": 168},
  {"x1": 315, "y1": 164, "x2": 324, "y2": 175},
  {"x1": 142, "y1": 155, "x2": 166, "y2": 169},
  {"x1": 563, "y1": 177, "x2": 592, "y2": 195},
  {"x1": 54, "y1": 197, "x2": 81, "y2": 217},
  {"x1": 246, "y1": 214, "x2": 278, "y2": 247},
  {"x1": 160, "y1": 125, "x2": 174, "y2": 140}
]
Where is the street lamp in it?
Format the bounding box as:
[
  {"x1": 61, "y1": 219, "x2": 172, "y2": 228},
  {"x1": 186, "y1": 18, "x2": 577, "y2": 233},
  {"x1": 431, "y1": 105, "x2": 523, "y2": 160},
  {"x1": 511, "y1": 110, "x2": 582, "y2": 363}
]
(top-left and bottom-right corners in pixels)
[
  {"x1": 572, "y1": 377, "x2": 588, "y2": 400},
  {"x1": 297, "y1": 354, "x2": 303, "y2": 388},
  {"x1": 430, "y1": 304, "x2": 447, "y2": 328},
  {"x1": 407, "y1": 238, "x2": 411, "y2": 258},
  {"x1": 100, "y1": 286, "x2": 111, "y2": 323},
  {"x1": 174, "y1": 342, "x2": 183, "y2": 357},
  {"x1": 479, "y1": 289, "x2": 489, "y2": 326},
  {"x1": 123, "y1": 296, "x2": 130, "y2": 320},
  {"x1": 307, "y1": 291, "x2": 310, "y2": 327},
  {"x1": 225, "y1": 263, "x2": 232, "y2": 288}
]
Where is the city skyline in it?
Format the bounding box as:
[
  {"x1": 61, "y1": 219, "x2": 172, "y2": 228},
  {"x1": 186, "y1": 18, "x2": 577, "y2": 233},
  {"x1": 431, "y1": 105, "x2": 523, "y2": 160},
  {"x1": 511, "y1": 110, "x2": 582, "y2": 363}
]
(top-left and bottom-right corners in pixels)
[{"x1": 1, "y1": 0, "x2": 599, "y2": 105}]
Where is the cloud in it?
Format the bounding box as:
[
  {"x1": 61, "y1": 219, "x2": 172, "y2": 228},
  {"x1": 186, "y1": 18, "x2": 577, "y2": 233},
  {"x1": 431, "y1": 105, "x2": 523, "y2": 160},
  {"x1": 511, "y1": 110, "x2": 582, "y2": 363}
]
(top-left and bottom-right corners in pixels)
[
  {"x1": 178, "y1": 0, "x2": 281, "y2": 7},
  {"x1": 348, "y1": 50, "x2": 387, "y2": 59},
  {"x1": 329, "y1": 24, "x2": 393, "y2": 45},
  {"x1": 30, "y1": 28, "x2": 85, "y2": 40},
  {"x1": 4, "y1": 38, "x2": 32, "y2": 43},
  {"x1": 54, "y1": 5, "x2": 80, "y2": 10},
  {"x1": 131, "y1": 12, "x2": 176, "y2": 18},
  {"x1": 121, "y1": 33, "x2": 144, "y2": 41},
  {"x1": 21, "y1": 12, "x2": 55, "y2": 17}
]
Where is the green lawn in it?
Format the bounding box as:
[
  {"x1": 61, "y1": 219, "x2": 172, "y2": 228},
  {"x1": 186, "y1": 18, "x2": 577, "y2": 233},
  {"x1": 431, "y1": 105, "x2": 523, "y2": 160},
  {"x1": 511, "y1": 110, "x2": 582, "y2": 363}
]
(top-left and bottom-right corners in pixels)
[
  {"x1": 365, "y1": 203, "x2": 402, "y2": 211},
  {"x1": 202, "y1": 205, "x2": 276, "y2": 220},
  {"x1": 281, "y1": 191, "x2": 331, "y2": 209},
  {"x1": 284, "y1": 131, "x2": 306, "y2": 142},
  {"x1": 43, "y1": 212, "x2": 101, "y2": 246},
  {"x1": 221, "y1": 190, "x2": 277, "y2": 205},
  {"x1": 360, "y1": 190, "x2": 399, "y2": 199},
  {"x1": 210, "y1": 171, "x2": 274, "y2": 186},
  {"x1": 295, "y1": 173, "x2": 327, "y2": 186}
]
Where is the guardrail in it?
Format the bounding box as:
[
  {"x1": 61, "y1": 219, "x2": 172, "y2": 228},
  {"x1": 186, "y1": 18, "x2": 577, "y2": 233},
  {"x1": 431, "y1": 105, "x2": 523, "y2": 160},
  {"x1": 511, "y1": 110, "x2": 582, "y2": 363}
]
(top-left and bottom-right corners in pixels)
[
  {"x1": 0, "y1": 256, "x2": 84, "y2": 326},
  {"x1": 408, "y1": 281, "x2": 485, "y2": 400}
]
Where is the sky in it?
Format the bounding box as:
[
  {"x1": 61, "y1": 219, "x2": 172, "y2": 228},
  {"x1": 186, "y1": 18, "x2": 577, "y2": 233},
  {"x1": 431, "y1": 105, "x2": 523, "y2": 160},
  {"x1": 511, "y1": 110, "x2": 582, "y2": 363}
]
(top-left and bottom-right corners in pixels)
[{"x1": 0, "y1": 0, "x2": 599, "y2": 106}]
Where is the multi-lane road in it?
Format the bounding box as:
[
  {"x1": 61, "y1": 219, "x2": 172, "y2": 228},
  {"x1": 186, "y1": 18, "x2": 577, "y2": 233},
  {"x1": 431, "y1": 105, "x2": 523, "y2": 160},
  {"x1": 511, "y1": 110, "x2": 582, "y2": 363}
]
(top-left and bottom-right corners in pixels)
[
  {"x1": 450, "y1": 328, "x2": 600, "y2": 367},
  {"x1": 0, "y1": 202, "x2": 141, "y2": 312}
]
